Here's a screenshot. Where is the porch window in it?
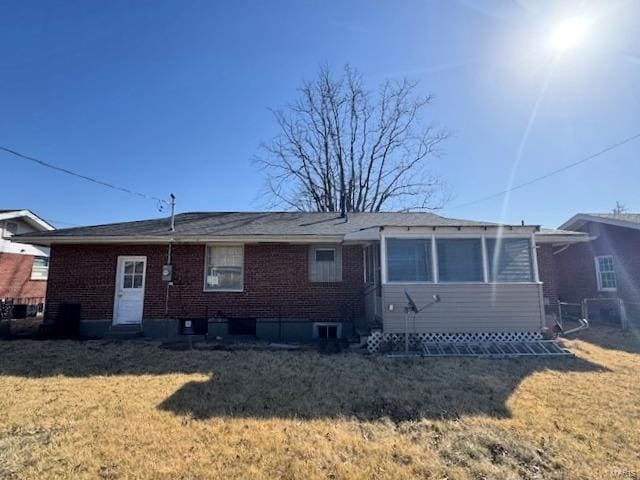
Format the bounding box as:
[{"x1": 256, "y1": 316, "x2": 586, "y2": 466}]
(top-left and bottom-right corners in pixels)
[
  {"x1": 31, "y1": 256, "x2": 49, "y2": 280},
  {"x1": 205, "y1": 245, "x2": 244, "y2": 291},
  {"x1": 364, "y1": 244, "x2": 380, "y2": 284},
  {"x1": 595, "y1": 255, "x2": 617, "y2": 291},
  {"x1": 437, "y1": 238, "x2": 483, "y2": 282},
  {"x1": 386, "y1": 239, "x2": 432, "y2": 282},
  {"x1": 309, "y1": 245, "x2": 342, "y2": 282},
  {"x1": 486, "y1": 238, "x2": 533, "y2": 282}
]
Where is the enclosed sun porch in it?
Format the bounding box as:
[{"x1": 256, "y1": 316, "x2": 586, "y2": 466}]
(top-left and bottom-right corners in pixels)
[{"x1": 356, "y1": 225, "x2": 546, "y2": 336}]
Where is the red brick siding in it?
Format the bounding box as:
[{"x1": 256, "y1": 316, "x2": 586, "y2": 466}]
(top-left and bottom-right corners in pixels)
[
  {"x1": 45, "y1": 243, "x2": 365, "y2": 323},
  {"x1": 556, "y1": 223, "x2": 640, "y2": 309},
  {"x1": 536, "y1": 244, "x2": 559, "y2": 314},
  {"x1": 0, "y1": 252, "x2": 47, "y2": 300}
]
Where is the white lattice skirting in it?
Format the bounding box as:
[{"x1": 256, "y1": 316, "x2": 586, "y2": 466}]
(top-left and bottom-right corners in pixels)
[{"x1": 366, "y1": 331, "x2": 544, "y2": 353}]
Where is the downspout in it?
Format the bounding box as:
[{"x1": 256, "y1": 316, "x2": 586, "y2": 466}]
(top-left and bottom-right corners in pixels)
[
  {"x1": 165, "y1": 193, "x2": 176, "y2": 320},
  {"x1": 164, "y1": 242, "x2": 173, "y2": 317}
]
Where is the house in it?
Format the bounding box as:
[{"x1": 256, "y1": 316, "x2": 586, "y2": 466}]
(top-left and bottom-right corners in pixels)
[
  {"x1": 14, "y1": 211, "x2": 586, "y2": 345},
  {"x1": 554, "y1": 213, "x2": 640, "y2": 324},
  {"x1": 0, "y1": 210, "x2": 54, "y2": 316}
]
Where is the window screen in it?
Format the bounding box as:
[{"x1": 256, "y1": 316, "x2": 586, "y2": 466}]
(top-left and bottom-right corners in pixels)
[
  {"x1": 205, "y1": 245, "x2": 244, "y2": 290},
  {"x1": 437, "y1": 238, "x2": 483, "y2": 282},
  {"x1": 386, "y1": 238, "x2": 432, "y2": 282},
  {"x1": 486, "y1": 238, "x2": 533, "y2": 282},
  {"x1": 365, "y1": 244, "x2": 379, "y2": 284},
  {"x1": 309, "y1": 246, "x2": 342, "y2": 282}
]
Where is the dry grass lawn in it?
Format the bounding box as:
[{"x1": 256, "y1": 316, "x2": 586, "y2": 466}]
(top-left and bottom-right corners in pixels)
[{"x1": 0, "y1": 326, "x2": 638, "y2": 479}]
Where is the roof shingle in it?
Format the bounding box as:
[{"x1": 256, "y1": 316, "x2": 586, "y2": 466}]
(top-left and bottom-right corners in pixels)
[{"x1": 16, "y1": 211, "x2": 504, "y2": 239}]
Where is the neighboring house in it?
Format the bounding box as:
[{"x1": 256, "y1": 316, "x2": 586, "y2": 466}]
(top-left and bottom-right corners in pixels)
[
  {"x1": 530, "y1": 228, "x2": 590, "y2": 322},
  {"x1": 0, "y1": 210, "x2": 54, "y2": 312},
  {"x1": 555, "y1": 213, "x2": 640, "y2": 322},
  {"x1": 14, "y1": 212, "x2": 582, "y2": 343}
]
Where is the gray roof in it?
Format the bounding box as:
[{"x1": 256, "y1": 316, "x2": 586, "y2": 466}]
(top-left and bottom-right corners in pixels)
[
  {"x1": 534, "y1": 227, "x2": 590, "y2": 244},
  {"x1": 587, "y1": 213, "x2": 640, "y2": 224},
  {"x1": 560, "y1": 212, "x2": 640, "y2": 231},
  {"x1": 537, "y1": 228, "x2": 586, "y2": 236},
  {"x1": 15, "y1": 211, "x2": 514, "y2": 240}
]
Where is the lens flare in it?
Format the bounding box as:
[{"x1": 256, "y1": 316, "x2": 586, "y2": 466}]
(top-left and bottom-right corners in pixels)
[{"x1": 550, "y1": 16, "x2": 590, "y2": 51}]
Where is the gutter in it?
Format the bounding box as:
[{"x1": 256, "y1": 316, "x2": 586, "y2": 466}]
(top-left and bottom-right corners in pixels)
[{"x1": 11, "y1": 234, "x2": 348, "y2": 246}]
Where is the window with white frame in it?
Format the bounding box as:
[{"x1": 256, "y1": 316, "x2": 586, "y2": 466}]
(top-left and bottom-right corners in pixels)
[
  {"x1": 309, "y1": 245, "x2": 342, "y2": 282},
  {"x1": 486, "y1": 238, "x2": 533, "y2": 282},
  {"x1": 595, "y1": 255, "x2": 617, "y2": 291},
  {"x1": 31, "y1": 256, "x2": 49, "y2": 280},
  {"x1": 204, "y1": 245, "x2": 244, "y2": 291},
  {"x1": 437, "y1": 238, "x2": 483, "y2": 282},
  {"x1": 386, "y1": 238, "x2": 432, "y2": 282}
]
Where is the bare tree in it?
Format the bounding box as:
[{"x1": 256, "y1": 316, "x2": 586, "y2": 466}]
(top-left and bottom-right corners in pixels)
[
  {"x1": 256, "y1": 65, "x2": 448, "y2": 213},
  {"x1": 612, "y1": 201, "x2": 627, "y2": 216}
]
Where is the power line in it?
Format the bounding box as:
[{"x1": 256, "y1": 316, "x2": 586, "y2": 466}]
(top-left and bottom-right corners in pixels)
[
  {"x1": 0, "y1": 145, "x2": 168, "y2": 205},
  {"x1": 42, "y1": 218, "x2": 81, "y2": 227},
  {"x1": 448, "y1": 132, "x2": 640, "y2": 210}
]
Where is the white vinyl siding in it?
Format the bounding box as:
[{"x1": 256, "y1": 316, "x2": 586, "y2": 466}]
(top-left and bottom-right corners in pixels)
[
  {"x1": 595, "y1": 255, "x2": 617, "y2": 291},
  {"x1": 437, "y1": 238, "x2": 483, "y2": 282},
  {"x1": 309, "y1": 245, "x2": 342, "y2": 282},
  {"x1": 486, "y1": 238, "x2": 533, "y2": 283},
  {"x1": 30, "y1": 256, "x2": 49, "y2": 280},
  {"x1": 204, "y1": 245, "x2": 244, "y2": 291},
  {"x1": 386, "y1": 238, "x2": 433, "y2": 282}
]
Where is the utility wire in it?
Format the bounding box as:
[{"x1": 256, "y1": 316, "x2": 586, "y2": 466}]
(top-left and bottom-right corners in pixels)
[
  {"x1": 42, "y1": 218, "x2": 81, "y2": 227},
  {"x1": 0, "y1": 145, "x2": 169, "y2": 205},
  {"x1": 448, "y1": 132, "x2": 640, "y2": 210}
]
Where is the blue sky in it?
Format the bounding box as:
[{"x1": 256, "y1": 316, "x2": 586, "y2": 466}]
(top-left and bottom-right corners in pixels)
[{"x1": 1, "y1": 0, "x2": 638, "y2": 229}]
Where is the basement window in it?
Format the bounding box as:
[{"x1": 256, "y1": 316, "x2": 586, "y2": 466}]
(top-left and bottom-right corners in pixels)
[{"x1": 314, "y1": 322, "x2": 340, "y2": 340}]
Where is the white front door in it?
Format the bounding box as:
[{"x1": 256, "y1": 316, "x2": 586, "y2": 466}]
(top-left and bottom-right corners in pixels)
[{"x1": 113, "y1": 256, "x2": 147, "y2": 325}]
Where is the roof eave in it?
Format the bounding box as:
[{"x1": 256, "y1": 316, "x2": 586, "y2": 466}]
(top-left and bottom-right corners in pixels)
[
  {"x1": 560, "y1": 214, "x2": 640, "y2": 232},
  {"x1": 11, "y1": 233, "x2": 348, "y2": 246},
  {"x1": 0, "y1": 210, "x2": 54, "y2": 231}
]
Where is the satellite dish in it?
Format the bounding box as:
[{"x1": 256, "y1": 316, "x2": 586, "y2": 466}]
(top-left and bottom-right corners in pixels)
[{"x1": 404, "y1": 289, "x2": 419, "y2": 313}]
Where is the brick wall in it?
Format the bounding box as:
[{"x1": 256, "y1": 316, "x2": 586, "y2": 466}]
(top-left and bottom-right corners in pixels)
[
  {"x1": 536, "y1": 244, "x2": 559, "y2": 315},
  {"x1": 45, "y1": 243, "x2": 365, "y2": 323},
  {"x1": 0, "y1": 252, "x2": 47, "y2": 300},
  {"x1": 555, "y1": 223, "x2": 640, "y2": 308}
]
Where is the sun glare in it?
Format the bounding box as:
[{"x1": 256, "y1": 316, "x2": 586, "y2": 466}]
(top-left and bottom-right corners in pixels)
[{"x1": 550, "y1": 16, "x2": 590, "y2": 51}]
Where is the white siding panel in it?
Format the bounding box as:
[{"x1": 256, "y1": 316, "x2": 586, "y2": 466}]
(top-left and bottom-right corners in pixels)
[{"x1": 382, "y1": 283, "x2": 544, "y2": 333}]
